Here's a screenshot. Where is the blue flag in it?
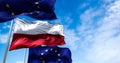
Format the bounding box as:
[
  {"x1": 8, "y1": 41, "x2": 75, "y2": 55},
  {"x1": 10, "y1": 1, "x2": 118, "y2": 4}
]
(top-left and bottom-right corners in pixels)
[
  {"x1": 28, "y1": 46, "x2": 72, "y2": 63},
  {"x1": 0, "y1": 0, "x2": 56, "y2": 22}
]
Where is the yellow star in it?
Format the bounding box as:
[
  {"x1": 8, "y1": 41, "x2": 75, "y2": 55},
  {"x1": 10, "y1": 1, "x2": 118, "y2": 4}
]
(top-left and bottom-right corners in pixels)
[
  {"x1": 55, "y1": 50, "x2": 57, "y2": 53},
  {"x1": 45, "y1": 49, "x2": 48, "y2": 52},
  {"x1": 11, "y1": 12, "x2": 15, "y2": 16},
  {"x1": 42, "y1": 60, "x2": 45, "y2": 63},
  {"x1": 35, "y1": 2, "x2": 39, "y2": 5},
  {"x1": 58, "y1": 59, "x2": 61, "y2": 61},
  {"x1": 41, "y1": 53, "x2": 44, "y2": 55},
  {"x1": 50, "y1": 48, "x2": 53, "y2": 51},
  {"x1": 29, "y1": 12, "x2": 33, "y2": 14},
  {"x1": 36, "y1": 11, "x2": 40, "y2": 14},
  {"x1": 58, "y1": 54, "x2": 60, "y2": 57},
  {"x1": 6, "y1": 4, "x2": 10, "y2": 8}
]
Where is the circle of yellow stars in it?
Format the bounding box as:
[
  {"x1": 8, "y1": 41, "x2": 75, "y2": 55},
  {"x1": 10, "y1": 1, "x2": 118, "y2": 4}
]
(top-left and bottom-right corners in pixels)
[
  {"x1": 40, "y1": 48, "x2": 61, "y2": 63},
  {"x1": 5, "y1": 1, "x2": 41, "y2": 16}
]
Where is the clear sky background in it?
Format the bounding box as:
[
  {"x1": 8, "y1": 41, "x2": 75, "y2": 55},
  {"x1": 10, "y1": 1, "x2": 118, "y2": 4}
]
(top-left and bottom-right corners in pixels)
[{"x1": 0, "y1": 0, "x2": 120, "y2": 63}]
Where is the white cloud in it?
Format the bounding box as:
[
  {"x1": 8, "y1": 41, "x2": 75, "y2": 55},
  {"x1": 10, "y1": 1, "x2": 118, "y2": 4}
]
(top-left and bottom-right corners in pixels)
[
  {"x1": 51, "y1": 14, "x2": 73, "y2": 28},
  {"x1": 3, "y1": 22, "x2": 10, "y2": 29},
  {"x1": 103, "y1": 0, "x2": 114, "y2": 3},
  {"x1": 86, "y1": 36, "x2": 120, "y2": 63},
  {"x1": 80, "y1": 8, "x2": 103, "y2": 23},
  {"x1": 16, "y1": 61, "x2": 23, "y2": 63},
  {"x1": 60, "y1": 14, "x2": 73, "y2": 27},
  {"x1": 0, "y1": 34, "x2": 8, "y2": 43},
  {"x1": 79, "y1": 3, "x2": 89, "y2": 9},
  {"x1": 64, "y1": 29, "x2": 80, "y2": 51},
  {"x1": 77, "y1": 0, "x2": 120, "y2": 63}
]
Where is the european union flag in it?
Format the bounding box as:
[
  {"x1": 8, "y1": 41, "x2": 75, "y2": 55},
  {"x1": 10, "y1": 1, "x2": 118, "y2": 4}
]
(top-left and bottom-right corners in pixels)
[
  {"x1": 0, "y1": 0, "x2": 56, "y2": 22},
  {"x1": 28, "y1": 46, "x2": 72, "y2": 63}
]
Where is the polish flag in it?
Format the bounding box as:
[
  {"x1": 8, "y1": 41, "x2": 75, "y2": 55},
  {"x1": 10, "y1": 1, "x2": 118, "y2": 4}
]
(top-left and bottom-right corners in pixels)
[{"x1": 9, "y1": 18, "x2": 65, "y2": 51}]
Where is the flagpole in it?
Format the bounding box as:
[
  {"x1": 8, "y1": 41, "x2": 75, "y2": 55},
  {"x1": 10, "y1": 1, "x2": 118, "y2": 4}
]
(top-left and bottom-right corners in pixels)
[
  {"x1": 3, "y1": 20, "x2": 14, "y2": 63},
  {"x1": 24, "y1": 49, "x2": 27, "y2": 63}
]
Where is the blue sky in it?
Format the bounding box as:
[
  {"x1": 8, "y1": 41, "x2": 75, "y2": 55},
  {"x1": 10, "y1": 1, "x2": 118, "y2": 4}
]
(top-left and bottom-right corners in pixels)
[{"x1": 0, "y1": 0, "x2": 120, "y2": 63}]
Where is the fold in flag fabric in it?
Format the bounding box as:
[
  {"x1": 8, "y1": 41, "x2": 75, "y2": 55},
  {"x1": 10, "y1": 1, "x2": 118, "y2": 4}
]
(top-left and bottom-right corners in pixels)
[
  {"x1": 9, "y1": 19, "x2": 65, "y2": 51},
  {"x1": 28, "y1": 46, "x2": 72, "y2": 63},
  {"x1": 0, "y1": 0, "x2": 56, "y2": 22}
]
